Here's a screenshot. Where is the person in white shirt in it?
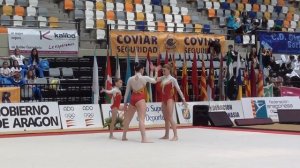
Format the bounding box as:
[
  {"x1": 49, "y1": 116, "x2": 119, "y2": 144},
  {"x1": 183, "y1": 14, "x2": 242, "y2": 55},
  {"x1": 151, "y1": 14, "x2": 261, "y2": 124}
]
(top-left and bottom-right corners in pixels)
[
  {"x1": 122, "y1": 62, "x2": 158, "y2": 143},
  {"x1": 10, "y1": 60, "x2": 25, "y2": 78},
  {"x1": 0, "y1": 61, "x2": 11, "y2": 78},
  {"x1": 10, "y1": 48, "x2": 26, "y2": 69}
]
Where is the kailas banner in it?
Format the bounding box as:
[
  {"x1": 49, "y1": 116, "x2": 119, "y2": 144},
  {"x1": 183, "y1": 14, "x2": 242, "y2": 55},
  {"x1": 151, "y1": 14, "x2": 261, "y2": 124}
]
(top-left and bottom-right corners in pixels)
[
  {"x1": 8, "y1": 28, "x2": 79, "y2": 55},
  {"x1": 110, "y1": 30, "x2": 226, "y2": 57},
  {"x1": 259, "y1": 31, "x2": 300, "y2": 54}
]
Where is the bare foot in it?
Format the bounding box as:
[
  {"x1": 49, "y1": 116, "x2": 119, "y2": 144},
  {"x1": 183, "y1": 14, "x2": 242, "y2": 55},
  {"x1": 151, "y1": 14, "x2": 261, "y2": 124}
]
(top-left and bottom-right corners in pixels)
[
  {"x1": 141, "y1": 139, "x2": 153, "y2": 143},
  {"x1": 159, "y1": 136, "x2": 169, "y2": 140},
  {"x1": 109, "y1": 135, "x2": 117, "y2": 139},
  {"x1": 122, "y1": 137, "x2": 128, "y2": 141},
  {"x1": 170, "y1": 136, "x2": 178, "y2": 141}
]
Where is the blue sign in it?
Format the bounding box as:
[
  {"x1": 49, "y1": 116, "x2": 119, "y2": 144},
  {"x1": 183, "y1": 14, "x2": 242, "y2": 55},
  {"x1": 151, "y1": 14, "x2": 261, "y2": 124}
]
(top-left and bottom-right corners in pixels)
[{"x1": 258, "y1": 31, "x2": 300, "y2": 54}]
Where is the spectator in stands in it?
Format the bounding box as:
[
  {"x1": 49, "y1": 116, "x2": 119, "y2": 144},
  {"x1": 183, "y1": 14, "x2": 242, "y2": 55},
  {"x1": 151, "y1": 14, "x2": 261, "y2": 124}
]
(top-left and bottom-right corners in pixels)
[
  {"x1": 227, "y1": 10, "x2": 239, "y2": 39},
  {"x1": 248, "y1": 47, "x2": 259, "y2": 68},
  {"x1": 0, "y1": 61, "x2": 11, "y2": 84},
  {"x1": 261, "y1": 16, "x2": 268, "y2": 30},
  {"x1": 9, "y1": 72, "x2": 25, "y2": 86},
  {"x1": 225, "y1": 45, "x2": 238, "y2": 62},
  {"x1": 25, "y1": 69, "x2": 42, "y2": 101},
  {"x1": 262, "y1": 48, "x2": 272, "y2": 68},
  {"x1": 28, "y1": 48, "x2": 44, "y2": 78},
  {"x1": 0, "y1": 61, "x2": 11, "y2": 78},
  {"x1": 294, "y1": 55, "x2": 300, "y2": 70},
  {"x1": 10, "y1": 60, "x2": 26, "y2": 78},
  {"x1": 287, "y1": 55, "x2": 297, "y2": 70},
  {"x1": 10, "y1": 48, "x2": 27, "y2": 70}
]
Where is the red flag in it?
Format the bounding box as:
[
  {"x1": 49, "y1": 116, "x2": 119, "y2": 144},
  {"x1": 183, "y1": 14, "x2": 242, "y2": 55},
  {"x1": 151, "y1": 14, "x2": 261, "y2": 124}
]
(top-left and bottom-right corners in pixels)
[
  {"x1": 250, "y1": 63, "x2": 257, "y2": 97},
  {"x1": 165, "y1": 50, "x2": 169, "y2": 64},
  {"x1": 155, "y1": 53, "x2": 162, "y2": 102},
  {"x1": 200, "y1": 55, "x2": 208, "y2": 101},
  {"x1": 105, "y1": 50, "x2": 112, "y2": 103},
  {"x1": 181, "y1": 53, "x2": 189, "y2": 101},
  {"x1": 207, "y1": 54, "x2": 215, "y2": 100},
  {"x1": 257, "y1": 69, "x2": 264, "y2": 97},
  {"x1": 244, "y1": 68, "x2": 251, "y2": 97},
  {"x1": 192, "y1": 52, "x2": 199, "y2": 100}
]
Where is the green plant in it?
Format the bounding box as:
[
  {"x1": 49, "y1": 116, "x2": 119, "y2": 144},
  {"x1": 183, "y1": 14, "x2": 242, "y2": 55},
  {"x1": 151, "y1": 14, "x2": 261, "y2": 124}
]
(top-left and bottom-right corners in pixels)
[{"x1": 103, "y1": 117, "x2": 124, "y2": 130}]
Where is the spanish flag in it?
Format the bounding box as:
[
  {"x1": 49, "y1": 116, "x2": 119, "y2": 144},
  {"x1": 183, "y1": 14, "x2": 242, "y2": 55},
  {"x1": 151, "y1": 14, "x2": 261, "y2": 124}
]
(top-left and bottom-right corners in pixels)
[
  {"x1": 181, "y1": 53, "x2": 189, "y2": 101},
  {"x1": 200, "y1": 55, "x2": 208, "y2": 101}
]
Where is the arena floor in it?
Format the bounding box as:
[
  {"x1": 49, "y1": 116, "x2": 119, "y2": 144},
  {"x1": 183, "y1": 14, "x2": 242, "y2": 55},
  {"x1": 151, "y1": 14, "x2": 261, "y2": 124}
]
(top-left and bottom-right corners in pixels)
[{"x1": 0, "y1": 127, "x2": 300, "y2": 168}]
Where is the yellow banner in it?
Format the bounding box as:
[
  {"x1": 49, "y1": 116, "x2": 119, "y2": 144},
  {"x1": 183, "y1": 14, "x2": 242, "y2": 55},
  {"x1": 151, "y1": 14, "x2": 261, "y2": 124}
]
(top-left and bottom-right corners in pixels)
[
  {"x1": 0, "y1": 87, "x2": 20, "y2": 103},
  {"x1": 110, "y1": 30, "x2": 226, "y2": 57}
]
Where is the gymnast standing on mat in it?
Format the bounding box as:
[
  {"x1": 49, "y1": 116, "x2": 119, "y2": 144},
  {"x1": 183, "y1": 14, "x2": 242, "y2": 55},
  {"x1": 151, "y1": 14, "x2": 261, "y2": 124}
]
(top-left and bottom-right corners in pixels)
[
  {"x1": 155, "y1": 63, "x2": 187, "y2": 141},
  {"x1": 122, "y1": 62, "x2": 159, "y2": 143},
  {"x1": 101, "y1": 78, "x2": 124, "y2": 139}
]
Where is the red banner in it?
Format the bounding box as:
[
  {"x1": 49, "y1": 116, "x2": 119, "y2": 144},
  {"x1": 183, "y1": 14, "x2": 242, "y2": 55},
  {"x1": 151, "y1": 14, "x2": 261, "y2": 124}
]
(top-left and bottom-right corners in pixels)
[{"x1": 280, "y1": 86, "x2": 300, "y2": 97}]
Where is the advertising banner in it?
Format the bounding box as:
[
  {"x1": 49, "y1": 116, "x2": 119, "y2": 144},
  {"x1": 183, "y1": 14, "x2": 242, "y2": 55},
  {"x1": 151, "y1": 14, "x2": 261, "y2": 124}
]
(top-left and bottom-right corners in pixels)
[
  {"x1": 259, "y1": 31, "x2": 300, "y2": 54},
  {"x1": 176, "y1": 101, "x2": 244, "y2": 124},
  {"x1": 8, "y1": 28, "x2": 79, "y2": 55},
  {"x1": 101, "y1": 103, "x2": 176, "y2": 128},
  {"x1": 110, "y1": 30, "x2": 226, "y2": 57},
  {"x1": 0, "y1": 102, "x2": 61, "y2": 132},
  {"x1": 241, "y1": 97, "x2": 300, "y2": 122},
  {"x1": 59, "y1": 104, "x2": 103, "y2": 129},
  {"x1": 0, "y1": 87, "x2": 20, "y2": 103},
  {"x1": 280, "y1": 86, "x2": 300, "y2": 97}
]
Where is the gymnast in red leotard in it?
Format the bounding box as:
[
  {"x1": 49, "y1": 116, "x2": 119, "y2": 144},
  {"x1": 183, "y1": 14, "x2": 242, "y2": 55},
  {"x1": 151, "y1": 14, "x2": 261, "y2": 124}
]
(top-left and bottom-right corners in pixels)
[
  {"x1": 122, "y1": 62, "x2": 158, "y2": 143},
  {"x1": 101, "y1": 78, "x2": 124, "y2": 139},
  {"x1": 156, "y1": 63, "x2": 187, "y2": 141}
]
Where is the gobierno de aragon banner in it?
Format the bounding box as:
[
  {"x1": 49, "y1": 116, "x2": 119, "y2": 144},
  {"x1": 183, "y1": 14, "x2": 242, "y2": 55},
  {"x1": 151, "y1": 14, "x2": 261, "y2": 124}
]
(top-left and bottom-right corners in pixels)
[
  {"x1": 110, "y1": 30, "x2": 226, "y2": 57},
  {"x1": 7, "y1": 28, "x2": 79, "y2": 55},
  {"x1": 0, "y1": 102, "x2": 61, "y2": 132}
]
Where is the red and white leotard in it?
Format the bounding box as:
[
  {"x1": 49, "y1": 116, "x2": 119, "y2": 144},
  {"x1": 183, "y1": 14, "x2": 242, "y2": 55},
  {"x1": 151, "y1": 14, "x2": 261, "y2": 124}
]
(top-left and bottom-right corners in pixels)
[
  {"x1": 124, "y1": 72, "x2": 156, "y2": 106},
  {"x1": 160, "y1": 75, "x2": 185, "y2": 104},
  {"x1": 104, "y1": 87, "x2": 122, "y2": 109}
]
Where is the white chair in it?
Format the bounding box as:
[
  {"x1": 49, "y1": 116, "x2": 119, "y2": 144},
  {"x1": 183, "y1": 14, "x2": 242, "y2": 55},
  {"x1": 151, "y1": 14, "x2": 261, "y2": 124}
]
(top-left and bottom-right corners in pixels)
[
  {"x1": 96, "y1": 11, "x2": 104, "y2": 19},
  {"x1": 145, "y1": 4, "x2": 153, "y2": 13},
  {"x1": 167, "y1": 22, "x2": 175, "y2": 32},
  {"x1": 172, "y1": 6, "x2": 180, "y2": 14},
  {"x1": 146, "y1": 13, "x2": 154, "y2": 21},
  {"x1": 282, "y1": 6, "x2": 288, "y2": 14},
  {"x1": 127, "y1": 20, "x2": 135, "y2": 30},
  {"x1": 144, "y1": 0, "x2": 151, "y2": 4},
  {"x1": 117, "y1": 20, "x2": 126, "y2": 30},
  {"x1": 206, "y1": 2, "x2": 213, "y2": 9},
  {"x1": 170, "y1": 0, "x2": 177, "y2": 6},
  {"x1": 5, "y1": 0, "x2": 15, "y2": 6},
  {"x1": 213, "y1": 2, "x2": 220, "y2": 10},
  {"x1": 290, "y1": 21, "x2": 297, "y2": 29},
  {"x1": 85, "y1": 19, "x2": 94, "y2": 29},
  {"x1": 267, "y1": 20, "x2": 274, "y2": 29},
  {"x1": 181, "y1": 7, "x2": 188, "y2": 15},
  {"x1": 288, "y1": 28, "x2": 294, "y2": 32},
  {"x1": 294, "y1": 14, "x2": 299, "y2": 21},
  {"x1": 107, "y1": 19, "x2": 115, "y2": 29},
  {"x1": 27, "y1": 7, "x2": 37, "y2": 16},
  {"x1": 106, "y1": 2, "x2": 114, "y2": 11},
  {"x1": 267, "y1": 5, "x2": 274, "y2": 12},
  {"x1": 126, "y1": 12, "x2": 135, "y2": 20},
  {"x1": 174, "y1": 14, "x2": 182, "y2": 23},
  {"x1": 38, "y1": 16, "x2": 47, "y2": 27},
  {"x1": 176, "y1": 23, "x2": 184, "y2": 32},
  {"x1": 13, "y1": 15, "x2": 23, "y2": 27},
  {"x1": 147, "y1": 21, "x2": 155, "y2": 31},
  {"x1": 97, "y1": 29, "x2": 106, "y2": 40},
  {"x1": 271, "y1": 0, "x2": 277, "y2": 5},
  {"x1": 116, "y1": 3, "x2": 124, "y2": 11},
  {"x1": 85, "y1": 1, "x2": 94, "y2": 10},
  {"x1": 85, "y1": 10, "x2": 94, "y2": 19},
  {"x1": 245, "y1": 4, "x2": 252, "y2": 11},
  {"x1": 28, "y1": 0, "x2": 38, "y2": 7},
  {"x1": 135, "y1": 4, "x2": 143, "y2": 12},
  {"x1": 165, "y1": 14, "x2": 173, "y2": 23},
  {"x1": 260, "y1": 5, "x2": 267, "y2": 12}
]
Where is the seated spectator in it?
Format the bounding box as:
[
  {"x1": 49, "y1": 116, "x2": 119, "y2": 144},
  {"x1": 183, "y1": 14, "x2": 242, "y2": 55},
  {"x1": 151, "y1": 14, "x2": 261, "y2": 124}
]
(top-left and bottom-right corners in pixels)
[
  {"x1": 261, "y1": 16, "x2": 268, "y2": 30},
  {"x1": 0, "y1": 61, "x2": 11, "y2": 84},
  {"x1": 294, "y1": 55, "x2": 300, "y2": 70},
  {"x1": 262, "y1": 48, "x2": 272, "y2": 68},
  {"x1": 286, "y1": 55, "x2": 297, "y2": 70},
  {"x1": 10, "y1": 48, "x2": 27, "y2": 70},
  {"x1": 10, "y1": 60, "x2": 26, "y2": 78},
  {"x1": 248, "y1": 47, "x2": 259, "y2": 68},
  {"x1": 28, "y1": 48, "x2": 44, "y2": 78},
  {"x1": 25, "y1": 69, "x2": 42, "y2": 101},
  {"x1": 0, "y1": 61, "x2": 11, "y2": 78},
  {"x1": 9, "y1": 72, "x2": 25, "y2": 86}
]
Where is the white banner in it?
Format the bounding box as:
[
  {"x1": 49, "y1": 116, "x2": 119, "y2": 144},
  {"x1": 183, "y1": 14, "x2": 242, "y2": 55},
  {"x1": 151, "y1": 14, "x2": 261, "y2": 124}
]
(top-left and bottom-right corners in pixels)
[
  {"x1": 59, "y1": 104, "x2": 103, "y2": 129},
  {"x1": 241, "y1": 97, "x2": 300, "y2": 122},
  {"x1": 0, "y1": 102, "x2": 61, "y2": 132},
  {"x1": 8, "y1": 28, "x2": 78, "y2": 55},
  {"x1": 176, "y1": 101, "x2": 244, "y2": 125},
  {"x1": 101, "y1": 103, "x2": 176, "y2": 128}
]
